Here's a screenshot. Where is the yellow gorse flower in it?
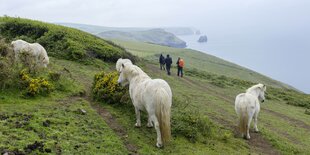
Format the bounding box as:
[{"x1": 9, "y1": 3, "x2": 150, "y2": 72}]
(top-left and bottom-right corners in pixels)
[{"x1": 19, "y1": 69, "x2": 53, "y2": 96}]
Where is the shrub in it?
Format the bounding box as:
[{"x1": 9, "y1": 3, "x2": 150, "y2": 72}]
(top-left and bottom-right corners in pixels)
[
  {"x1": 20, "y1": 69, "x2": 53, "y2": 96},
  {"x1": 172, "y1": 110, "x2": 215, "y2": 143},
  {"x1": 92, "y1": 71, "x2": 129, "y2": 104},
  {"x1": 0, "y1": 39, "x2": 17, "y2": 89}
]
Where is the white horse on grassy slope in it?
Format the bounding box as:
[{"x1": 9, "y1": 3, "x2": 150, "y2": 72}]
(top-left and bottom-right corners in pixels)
[
  {"x1": 235, "y1": 83, "x2": 266, "y2": 139},
  {"x1": 117, "y1": 61, "x2": 172, "y2": 148},
  {"x1": 11, "y1": 39, "x2": 49, "y2": 68}
]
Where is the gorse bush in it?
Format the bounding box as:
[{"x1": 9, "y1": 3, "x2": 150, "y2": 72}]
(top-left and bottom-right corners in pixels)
[
  {"x1": 0, "y1": 16, "x2": 136, "y2": 63},
  {"x1": 20, "y1": 69, "x2": 53, "y2": 96},
  {"x1": 92, "y1": 71, "x2": 130, "y2": 104}
]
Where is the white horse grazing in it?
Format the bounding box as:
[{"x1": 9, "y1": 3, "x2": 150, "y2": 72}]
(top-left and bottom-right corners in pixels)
[
  {"x1": 11, "y1": 39, "x2": 49, "y2": 68},
  {"x1": 117, "y1": 62, "x2": 172, "y2": 148},
  {"x1": 235, "y1": 83, "x2": 266, "y2": 139}
]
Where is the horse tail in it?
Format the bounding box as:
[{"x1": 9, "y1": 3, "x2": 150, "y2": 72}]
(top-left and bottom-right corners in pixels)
[
  {"x1": 239, "y1": 105, "x2": 248, "y2": 136},
  {"x1": 155, "y1": 88, "x2": 172, "y2": 144}
]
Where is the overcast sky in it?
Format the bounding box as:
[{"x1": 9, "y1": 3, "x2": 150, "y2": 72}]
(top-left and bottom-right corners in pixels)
[
  {"x1": 1, "y1": 0, "x2": 308, "y2": 28},
  {"x1": 1, "y1": 0, "x2": 310, "y2": 93}
]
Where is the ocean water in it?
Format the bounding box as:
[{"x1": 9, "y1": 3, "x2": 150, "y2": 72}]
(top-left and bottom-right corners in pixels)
[{"x1": 178, "y1": 35, "x2": 310, "y2": 94}]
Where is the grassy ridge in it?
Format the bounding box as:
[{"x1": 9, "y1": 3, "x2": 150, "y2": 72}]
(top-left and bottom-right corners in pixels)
[
  {"x1": 98, "y1": 29, "x2": 186, "y2": 48},
  {"x1": 0, "y1": 16, "x2": 135, "y2": 63}
]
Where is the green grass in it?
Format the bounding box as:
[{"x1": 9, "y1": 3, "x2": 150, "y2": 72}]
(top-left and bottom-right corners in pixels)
[
  {"x1": 141, "y1": 62, "x2": 310, "y2": 154},
  {"x1": 0, "y1": 98, "x2": 127, "y2": 154},
  {"x1": 0, "y1": 58, "x2": 128, "y2": 154},
  {"x1": 100, "y1": 103, "x2": 249, "y2": 155}
]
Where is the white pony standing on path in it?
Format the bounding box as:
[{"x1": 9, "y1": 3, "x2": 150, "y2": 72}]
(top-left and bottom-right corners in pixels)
[
  {"x1": 235, "y1": 83, "x2": 266, "y2": 140},
  {"x1": 117, "y1": 60, "x2": 172, "y2": 148},
  {"x1": 11, "y1": 39, "x2": 49, "y2": 68}
]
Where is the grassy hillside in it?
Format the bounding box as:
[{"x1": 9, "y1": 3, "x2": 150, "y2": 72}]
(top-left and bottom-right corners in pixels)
[
  {"x1": 106, "y1": 39, "x2": 310, "y2": 154},
  {"x1": 98, "y1": 29, "x2": 187, "y2": 48},
  {"x1": 1, "y1": 17, "x2": 310, "y2": 155},
  {"x1": 0, "y1": 17, "x2": 135, "y2": 63}
]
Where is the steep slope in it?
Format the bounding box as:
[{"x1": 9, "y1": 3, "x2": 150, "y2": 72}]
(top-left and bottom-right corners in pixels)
[{"x1": 98, "y1": 29, "x2": 186, "y2": 48}]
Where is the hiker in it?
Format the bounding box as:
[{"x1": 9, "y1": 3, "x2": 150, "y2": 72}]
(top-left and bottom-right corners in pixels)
[
  {"x1": 159, "y1": 54, "x2": 165, "y2": 70},
  {"x1": 165, "y1": 54, "x2": 172, "y2": 75},
  {"x1": 176, "y1": 57, "x2": 184, "y2": 77}
]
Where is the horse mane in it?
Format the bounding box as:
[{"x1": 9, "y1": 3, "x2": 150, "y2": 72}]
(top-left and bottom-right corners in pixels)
[
  {"x1": 246, "y1": 83, "x2": 265, "y2": 93},
  {"x1": 124, "y1": 64, "x2": 150, "y2": 79}
]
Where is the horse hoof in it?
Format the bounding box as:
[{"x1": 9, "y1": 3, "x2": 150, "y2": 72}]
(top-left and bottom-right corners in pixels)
[
  {"x1": 243, "y1": 135, "x2": 250, "y2": 140},
  {"x1": 135, "y1": 123, "x2": 141, "y2": 128},
  {"x1": 156, "y1": 143, "x2": 163, "y2": 148},
  {"x1": 254, "y1": 130, "x2": 259, "y2": 133},
  {"x1": 147, "y1": 124, "x2": 153, "y2": 128}
]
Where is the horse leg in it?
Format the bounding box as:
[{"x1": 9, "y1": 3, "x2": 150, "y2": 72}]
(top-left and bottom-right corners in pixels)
[
  {"x1": 152, "y1": 116, "x2": 162, "y2": 148},
  {"x1": 246, "y1": 112, "x2": 254, "y2": 140},
  {"x1": 253, "y1": 112, "x2": 259, "y2": 132},
  {"x1": 147, "y1": 114, "x2": 153, "y2": 128},
  {"x1": 134, "y1": 107, "x2": 141, "y2": 127}
]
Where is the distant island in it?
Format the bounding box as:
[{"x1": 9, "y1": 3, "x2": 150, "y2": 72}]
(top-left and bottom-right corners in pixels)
[
  {"x1": 198, "y1": 35, "x2": 208, "y2": 43},
  {"x1": 97, "y1": 28, "x2": 187, "y2": 48}
]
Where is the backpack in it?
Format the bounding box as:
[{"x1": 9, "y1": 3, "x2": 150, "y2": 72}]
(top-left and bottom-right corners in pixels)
[{"x1": 179, "y1": 59, "x2": 184, "y2": 67}]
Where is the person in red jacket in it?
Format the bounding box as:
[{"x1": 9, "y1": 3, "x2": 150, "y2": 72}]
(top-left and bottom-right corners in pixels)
[{"x1": 176, "y1": 57, "x2": 184, "y2": 77}]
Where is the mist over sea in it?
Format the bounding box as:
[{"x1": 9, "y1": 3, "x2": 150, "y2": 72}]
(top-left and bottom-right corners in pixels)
[{"x1": 178, "y1": 33, "x2": 310, "y2": 94}]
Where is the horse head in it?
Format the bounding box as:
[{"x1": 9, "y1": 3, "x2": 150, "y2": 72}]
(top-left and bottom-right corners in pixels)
[
  {"x1": 117, "y1": 63, "x2": 130, "y2": 86},
  {"x1": 116, "y1": 58, "x2": 132, "y2": 72},
  {"x1": 257, "y1": 84, "x2": 267, "y2": 102},
  {"x1": 42, "y1": 56, "x2": 49, "y2": 68}
]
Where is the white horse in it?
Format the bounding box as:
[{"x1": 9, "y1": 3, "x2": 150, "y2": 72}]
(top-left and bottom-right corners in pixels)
[
  {"x1": 11, "y1": 39, "x2": 49, "y2": 68},
  {"x1": 235, "y1": 83, "x2": 266, "y2": 139},
  {"x1": 117, "y1": 62, "x2": 172, "y2": 148},
  {"x1": 116, "y1": 58, "x2": 132, "y2": 72}
]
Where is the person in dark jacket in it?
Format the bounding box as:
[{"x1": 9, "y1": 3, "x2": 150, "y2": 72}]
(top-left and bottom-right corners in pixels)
[
  {"x1": 159, "y1": 54, "x2": 165, "y2": 70},
  {"x1": 165, "y1": 54, "x2": 172, "y2": 75}
]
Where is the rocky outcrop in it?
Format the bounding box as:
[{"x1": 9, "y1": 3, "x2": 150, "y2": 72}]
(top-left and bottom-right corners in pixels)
[{"x1": 198, "y1": 35, "x2": 208, "y2": 43}]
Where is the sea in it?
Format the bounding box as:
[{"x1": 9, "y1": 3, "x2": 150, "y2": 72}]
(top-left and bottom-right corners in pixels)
[{"x1": 178, "y1": 34, "x2": 310, "y2": 94}]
